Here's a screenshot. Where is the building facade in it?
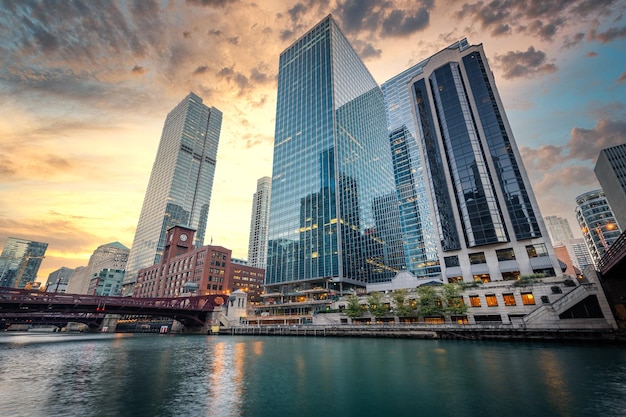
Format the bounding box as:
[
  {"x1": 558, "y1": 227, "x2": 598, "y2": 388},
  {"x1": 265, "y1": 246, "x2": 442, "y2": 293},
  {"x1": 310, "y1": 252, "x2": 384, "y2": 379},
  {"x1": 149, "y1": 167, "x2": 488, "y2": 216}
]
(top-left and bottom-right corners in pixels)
[
  {"x1": 45, "y1": 266, "x2": 74, "y2": 293},
  {"x1": 0, "y1": 237, "x2": 48, "y2": 288},
  {"x1": 381, "y1": 61, "x2": 442, "y2": 278},
  {"x1": 134, "y1": 226, "x2": 265, "y2": 302},
  {"x1": 231, "y1": 258, "x2": 265, "y2": 305},
  {"x1": 247, "y1": 176, "x2": 272, "y2": 269},
  {"x1": 575, "y1": 189, "x2": 621, "y2": 267},
  {"x1": 66, "y1": 242, "x2": 129, "y2": 294},
  {"x1": 397, "y1": 39, "x2": 560, "y2": 283},
  {"x1": 88, "y1": 268, "x2": 125, "y2": 296},
  {"x1": 594, "y1": 143, "x2": 626, "y2": 230},
  {"x1": 544, "y1": 215, "x2": 575, "y2": 245},
  {"x1": 266, "y1": 15, "x2": 403, "y2": 295},
  {"x1": 123, "y1": 93, "x2": 222, "y2": 294}
]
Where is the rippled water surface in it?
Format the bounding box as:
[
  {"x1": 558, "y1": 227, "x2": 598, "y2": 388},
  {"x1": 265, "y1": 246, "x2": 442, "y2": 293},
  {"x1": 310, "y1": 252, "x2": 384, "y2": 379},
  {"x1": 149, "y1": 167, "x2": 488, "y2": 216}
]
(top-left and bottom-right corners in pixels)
[{"x1": 0, "y1": 332, "x2": 625, "y2": 417}]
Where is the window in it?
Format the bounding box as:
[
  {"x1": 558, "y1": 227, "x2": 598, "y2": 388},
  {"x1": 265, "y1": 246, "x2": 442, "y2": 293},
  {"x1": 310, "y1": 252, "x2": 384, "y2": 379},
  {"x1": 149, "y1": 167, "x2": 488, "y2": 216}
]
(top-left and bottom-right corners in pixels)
[
  {"x1": 502, "y1": 271, "x2": 519, "y2": 281},
  {"x1": 469, "y1": 295, "x2": 481, "y2": 307},
  {"x1": 503, "y1": 293, "x2": 516, "y2": 306},
  {"x1": 445, "y1": 256, "x2": 460, "y2": 267},
  {"x1": 521, "y1": 292, "x2": 535, "y2": 305},
  {"x1": 526, "y1": 244, "x2": 548, "y2": 258},
  {"x1": 486, "y1": 294, "x2": 498, "y2": 307},
  {"x1": 469, "y1": 252, "x2": 486, "y2": 264},
  {"x1": 474, "y1": 274, "x2": 491, "y2": 283},
  {"x1": 496, "y1": 248, "x2": 516, "y2": 261},
  {"x1": 447, "y1": 276, "x2": 463, "y2": 284}
]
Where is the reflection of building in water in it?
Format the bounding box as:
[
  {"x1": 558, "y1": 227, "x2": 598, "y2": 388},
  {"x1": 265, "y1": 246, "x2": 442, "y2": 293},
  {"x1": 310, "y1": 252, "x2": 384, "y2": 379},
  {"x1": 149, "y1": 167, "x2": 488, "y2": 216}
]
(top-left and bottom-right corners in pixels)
[
  {"x1": 386, "y1": 38, "x2": 561, "y2": 283},
  {"x1": 266, "y1": 15, "x2": 401, "y2": 300}
]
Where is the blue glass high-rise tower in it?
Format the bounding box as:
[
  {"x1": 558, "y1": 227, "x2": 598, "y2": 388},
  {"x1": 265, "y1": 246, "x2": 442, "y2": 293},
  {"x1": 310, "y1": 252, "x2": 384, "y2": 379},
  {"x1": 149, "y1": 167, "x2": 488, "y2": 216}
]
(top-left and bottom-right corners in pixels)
[{"x1": 266, "y1": 15, "x2": 403, "y2": 294}]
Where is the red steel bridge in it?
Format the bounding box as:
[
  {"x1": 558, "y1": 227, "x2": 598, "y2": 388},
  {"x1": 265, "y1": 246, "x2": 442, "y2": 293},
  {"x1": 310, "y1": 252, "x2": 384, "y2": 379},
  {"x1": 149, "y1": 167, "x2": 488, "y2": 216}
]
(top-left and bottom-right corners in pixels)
[{"x1": 0, "y1": 287, "x2": 228, "y2": 330}]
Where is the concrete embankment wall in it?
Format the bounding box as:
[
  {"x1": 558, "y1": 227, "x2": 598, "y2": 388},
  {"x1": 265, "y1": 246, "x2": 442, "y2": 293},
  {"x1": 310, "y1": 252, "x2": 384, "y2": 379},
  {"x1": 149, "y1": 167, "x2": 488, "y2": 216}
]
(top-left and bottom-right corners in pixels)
[{"x1": 223, "y1": 325, "x2": 624, "y2": 343}]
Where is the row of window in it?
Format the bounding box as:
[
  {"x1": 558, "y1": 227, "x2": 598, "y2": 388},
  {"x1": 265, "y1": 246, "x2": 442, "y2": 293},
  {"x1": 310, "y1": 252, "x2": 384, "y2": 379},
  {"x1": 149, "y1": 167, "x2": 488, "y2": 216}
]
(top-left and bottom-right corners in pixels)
[
  {"x1": 468, "y1": 292, "x2": 535, "y2": 307},
  {"x1": 444, "y1": 243, "x2": 548, "y2": 267}
]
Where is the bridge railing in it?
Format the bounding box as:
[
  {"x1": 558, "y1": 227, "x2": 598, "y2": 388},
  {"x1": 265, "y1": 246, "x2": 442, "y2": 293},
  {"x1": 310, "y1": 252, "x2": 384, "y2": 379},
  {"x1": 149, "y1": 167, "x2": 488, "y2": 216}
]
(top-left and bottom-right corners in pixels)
[{"x1": 0, "y1": 287, "x2": 226, "y2": 312}]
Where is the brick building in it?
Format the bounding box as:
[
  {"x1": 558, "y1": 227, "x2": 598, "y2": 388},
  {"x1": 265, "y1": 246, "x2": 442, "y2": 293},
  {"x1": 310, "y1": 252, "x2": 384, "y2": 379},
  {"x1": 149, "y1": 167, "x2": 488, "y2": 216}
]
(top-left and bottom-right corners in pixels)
[{"x1": 134, "y1": 226, "x2": 264, "y2": 301}]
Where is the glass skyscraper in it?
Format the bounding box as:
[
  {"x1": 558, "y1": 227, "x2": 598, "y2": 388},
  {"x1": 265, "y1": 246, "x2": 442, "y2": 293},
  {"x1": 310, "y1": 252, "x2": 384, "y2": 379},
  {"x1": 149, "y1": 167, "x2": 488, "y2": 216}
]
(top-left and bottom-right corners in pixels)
[
  {"x1": 382, "y1": 61, "x2": 442, "y2": 278},
  {"x1": 396, "y1": 39, "x2": 560, "y2": 282},
  {"x1": 266, "y1": 15, "x2": 402, "y2": 294},
  {"x1": 0, "y1": 237, "x2": 48, "y2": 288},
  {"x1": 123, "y1": 93, "x2": 222, "y2": 293}
]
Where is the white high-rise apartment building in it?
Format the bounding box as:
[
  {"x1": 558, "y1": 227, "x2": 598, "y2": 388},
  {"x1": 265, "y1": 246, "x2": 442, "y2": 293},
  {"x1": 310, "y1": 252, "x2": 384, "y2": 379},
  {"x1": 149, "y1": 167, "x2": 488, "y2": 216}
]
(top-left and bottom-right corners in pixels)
[
  {"x1": 247, "y1": 176, "x2": 271, "y2": 269},
  {"x1": 122, "y1": 93, "x2": 222, "y2": 293},
  {"x1": 544, "y1": 215, "x2": 575, "y2": 245}
]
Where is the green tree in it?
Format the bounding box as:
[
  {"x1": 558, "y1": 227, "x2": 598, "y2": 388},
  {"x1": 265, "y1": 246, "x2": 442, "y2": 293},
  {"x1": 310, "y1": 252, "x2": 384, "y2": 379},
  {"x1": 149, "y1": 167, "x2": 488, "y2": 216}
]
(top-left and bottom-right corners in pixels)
[
  {"x1": 441, "y1": 283, "x2": 468, "y2": 316},
  {"x1": 416, "y1": 286, "x2": 444, "y2": 317},
  {"x1": 391, "y1": 288, "x2": 415, "y2": 317},
  {"x1": 366, "y1": 291, "x2": 388, "y2": 318},
  {"x1": 344, "y1": 294, "x2": 363, "y2": 318}
]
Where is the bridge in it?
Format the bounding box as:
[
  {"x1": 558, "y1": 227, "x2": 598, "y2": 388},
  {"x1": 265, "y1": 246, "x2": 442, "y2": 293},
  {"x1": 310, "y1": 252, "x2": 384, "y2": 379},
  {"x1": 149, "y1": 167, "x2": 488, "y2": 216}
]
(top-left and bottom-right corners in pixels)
[{"x1": 0, "y1": 287, "x2": 228, "y2": 331}]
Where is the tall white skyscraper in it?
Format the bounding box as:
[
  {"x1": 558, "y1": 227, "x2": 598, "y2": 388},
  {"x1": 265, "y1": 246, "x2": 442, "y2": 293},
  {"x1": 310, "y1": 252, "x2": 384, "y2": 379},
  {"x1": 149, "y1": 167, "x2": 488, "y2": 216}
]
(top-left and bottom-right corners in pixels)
[
  {"x1": 575, "y1": 189, "x2": 621, "y2": 267},
  {"x1": 122, "y1": 93, "x2": 222, "y2": 293},
  {"x1": 247, "y1": 176, "x2": 271, "y2": 269}
]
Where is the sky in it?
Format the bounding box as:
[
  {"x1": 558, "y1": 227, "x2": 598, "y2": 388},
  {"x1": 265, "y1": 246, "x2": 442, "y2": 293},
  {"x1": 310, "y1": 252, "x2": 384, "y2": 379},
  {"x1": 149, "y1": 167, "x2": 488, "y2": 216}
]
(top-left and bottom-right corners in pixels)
[{"x1": 1, "y1": 0, "x2": 626, "y2": 282}]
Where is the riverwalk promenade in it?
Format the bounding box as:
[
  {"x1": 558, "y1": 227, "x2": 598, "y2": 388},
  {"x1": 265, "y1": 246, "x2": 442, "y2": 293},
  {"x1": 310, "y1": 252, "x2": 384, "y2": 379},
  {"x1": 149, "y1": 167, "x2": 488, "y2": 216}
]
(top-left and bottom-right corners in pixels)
[{"x1": 224, "y1": 323, "x2": 625, "y2": 342}]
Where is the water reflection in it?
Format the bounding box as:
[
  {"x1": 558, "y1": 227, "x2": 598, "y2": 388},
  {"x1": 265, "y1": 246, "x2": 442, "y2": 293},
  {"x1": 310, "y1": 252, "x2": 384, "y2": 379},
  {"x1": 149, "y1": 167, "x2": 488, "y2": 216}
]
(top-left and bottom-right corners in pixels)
[{"x1": 0, "y1": 334, "x2": 624, "y2": 417}]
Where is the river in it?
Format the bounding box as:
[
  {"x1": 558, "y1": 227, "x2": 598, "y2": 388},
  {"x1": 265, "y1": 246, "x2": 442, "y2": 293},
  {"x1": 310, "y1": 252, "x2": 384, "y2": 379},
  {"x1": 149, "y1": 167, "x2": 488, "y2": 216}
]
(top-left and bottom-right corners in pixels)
[{"x1": 0, "y1": 332, "x2": 624, "y2": 417}]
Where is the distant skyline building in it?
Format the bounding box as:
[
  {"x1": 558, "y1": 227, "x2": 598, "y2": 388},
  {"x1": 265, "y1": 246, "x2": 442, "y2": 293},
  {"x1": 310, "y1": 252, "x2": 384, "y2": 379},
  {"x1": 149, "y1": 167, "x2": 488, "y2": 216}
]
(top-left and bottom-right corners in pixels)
[
  {"x1": 247, "y1": 176, "x2": 272, "y2": 269},
  {"x1": 594, "y1": 143, "x2": 626, "y2": 230},
  {"x1": 66, "y1": 242, "x2": 129, "y2": 294},
  {"x1": 123, "y1": 93, "x2": 222, "y2": 294},
  {"x1": 88, "y1": 268, "x2": 125, "y2": 296},
  {"x1": 0, "y1": 237, "x2": 48, "y2": 288},
  {"x1": 575, "y1": 189, "x2": 621, "y2": 267},
  {"x1": 396, "y1": 39, "x2": 561, "y2": 283},
  {"x1": 266, "y1": 15, "x2": 403, "y2": 294},
  {"x1": 45, "y1": 266, "x2": 74, "y2": 293},
  {"x1": 544, "y1": 215, "x2": 575, "y2": 245},
  {"x1": 563, "y1": 238, "x2": 594, "y2": 272}
]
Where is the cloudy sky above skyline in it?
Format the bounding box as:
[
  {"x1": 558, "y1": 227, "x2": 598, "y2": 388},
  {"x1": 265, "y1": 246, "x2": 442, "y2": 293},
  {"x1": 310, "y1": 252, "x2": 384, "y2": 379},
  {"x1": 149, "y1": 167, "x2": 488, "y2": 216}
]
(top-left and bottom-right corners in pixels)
[{"x1": 1, "y1": 0, "x2": 625, "y2": 281}]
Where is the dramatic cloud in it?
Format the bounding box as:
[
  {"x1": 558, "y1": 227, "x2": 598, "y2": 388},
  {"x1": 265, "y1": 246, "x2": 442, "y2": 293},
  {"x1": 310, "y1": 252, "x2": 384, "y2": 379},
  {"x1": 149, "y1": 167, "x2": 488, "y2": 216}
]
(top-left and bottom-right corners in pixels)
[
  {"x1": 588, "y1": 26, "x2": 626, "y2": 43},
  {"x1": 185, "y1": 0, "x2": 239, "y2": 8},
  {"x1": 617, "y1": 72, "x2": 626, "y2": 84},
  {"x1": 131, "y1": 65, "x2": 148, "y2": 75},
  {"x1": 493, "y1": 46, "x2": 557, "y2": 79},
  {"x1": 569, "y1": 119, "x2": 626, "y2": 161},
  {"x1": 562, "y1": 32, "x2": 585, "y2": 49}
]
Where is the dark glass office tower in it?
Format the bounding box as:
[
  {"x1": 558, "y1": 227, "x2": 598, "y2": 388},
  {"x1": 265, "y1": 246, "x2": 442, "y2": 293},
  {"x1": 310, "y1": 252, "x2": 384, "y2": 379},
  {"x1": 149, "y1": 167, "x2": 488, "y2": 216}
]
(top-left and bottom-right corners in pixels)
[
  {"x1": 397, "y1": 39, "x2": 560, "y2": 283},
  {"x1": 266, "y1": 15, "x2": 402, "y2": 293}
]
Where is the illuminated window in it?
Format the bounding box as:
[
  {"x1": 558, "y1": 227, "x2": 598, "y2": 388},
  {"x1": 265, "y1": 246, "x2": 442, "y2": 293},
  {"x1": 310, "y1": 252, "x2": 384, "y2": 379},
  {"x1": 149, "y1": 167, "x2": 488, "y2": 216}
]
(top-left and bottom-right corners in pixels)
[
  {"x1": 474, "y1": 274, "x2": 491, "y2": 283},
  {"x1": 521, "y1": 292, "x2": 535, "y2": 305},
  {"x1": 424, "y1": 317, "x2": 444, "y2": 324},
  {"x1": 469, "y1": 295, "x2": 481, "y2": 307},
  {"x1": 447, "y1": 276, "x2": 463, "y2": 284},
  {"x1": 503, "y1": 293, "x2": 516, "y2": 306},
  {"x1": 526, "y1": 244, "x2": 548, "y2": 258},
  {"x1": 485, "y1": 294, "x2": 498, "y2": 307},
  {"x1": 502, "y1": 271, "x2": 519, "y2": 281}
]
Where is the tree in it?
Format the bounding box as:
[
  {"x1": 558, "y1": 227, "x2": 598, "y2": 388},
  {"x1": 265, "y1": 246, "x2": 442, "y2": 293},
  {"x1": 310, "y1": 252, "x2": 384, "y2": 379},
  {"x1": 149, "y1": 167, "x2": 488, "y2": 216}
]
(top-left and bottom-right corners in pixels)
[
  {"x1": 441, "y1": 283, "x2": 468, "y2": 316},
  {"x1": 344, "y1": 294, "x2": 363, "y2": 318},
  {"x1": 391, "y1": 289, "x2": 415, "y2": 317},
  {"x1": 416, "y1": 286, "x2": 444, "y2": 317},
  {"x1": 366, "y1": 291, "x2": 388, "y2": 318}
]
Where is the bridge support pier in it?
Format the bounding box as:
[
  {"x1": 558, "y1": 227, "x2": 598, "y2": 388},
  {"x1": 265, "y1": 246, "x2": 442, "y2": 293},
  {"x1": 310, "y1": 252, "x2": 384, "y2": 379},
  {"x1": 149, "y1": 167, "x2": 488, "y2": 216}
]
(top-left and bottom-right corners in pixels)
[{"x1": 99, "y1": 314, "x2": 120, "y2": 333}]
